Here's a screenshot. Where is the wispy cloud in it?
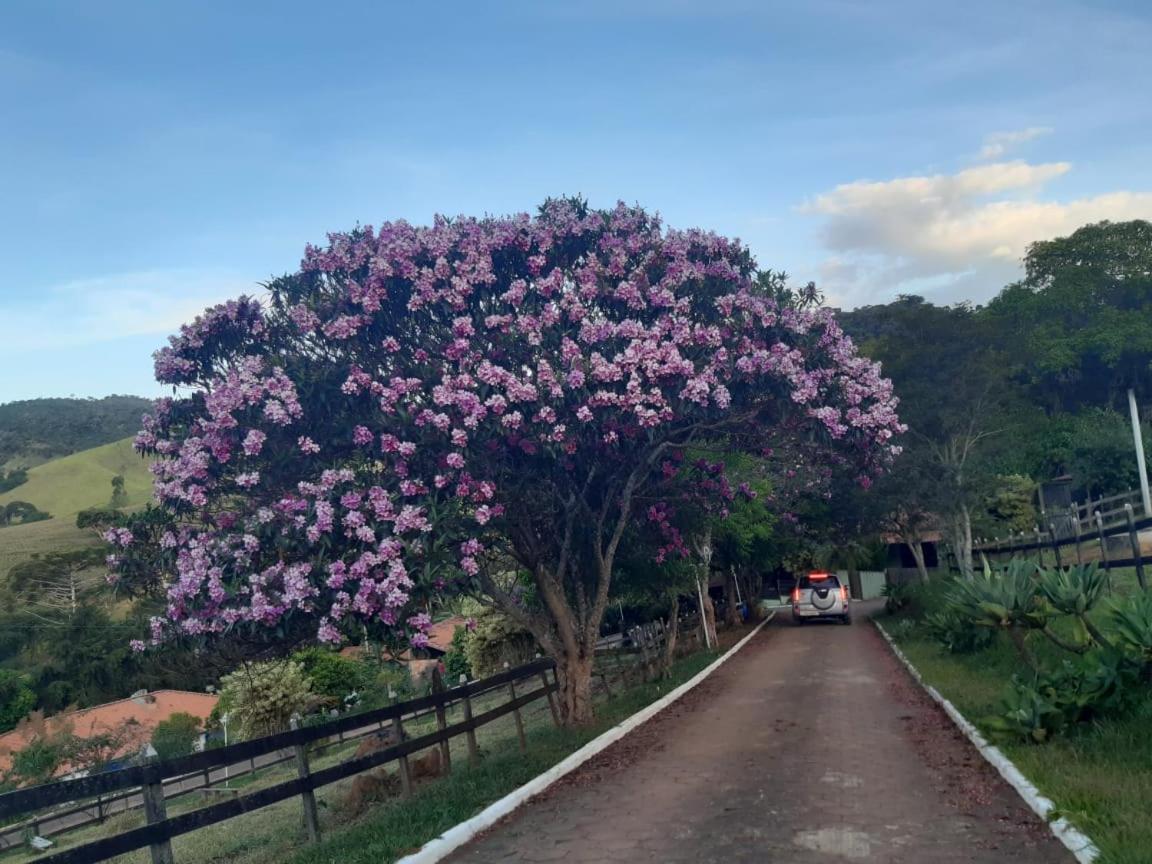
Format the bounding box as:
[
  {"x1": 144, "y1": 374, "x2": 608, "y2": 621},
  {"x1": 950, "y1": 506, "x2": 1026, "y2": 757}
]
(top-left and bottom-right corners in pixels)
[
  {"x1": 0, "y1": 269, "x2": 259, "y2": 352},
  {"x1": 977, "y1": 126, "x2": 1053, "y2": 160},
  {"x1": 804, "y1": 153, "x2": 1152, "y2": 307}
]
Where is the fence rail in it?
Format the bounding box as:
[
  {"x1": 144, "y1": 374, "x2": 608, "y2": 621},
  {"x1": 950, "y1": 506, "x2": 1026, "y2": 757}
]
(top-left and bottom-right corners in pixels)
[
  {"x1": 963, "y1": 496, "x2": 1152, "y2": 589},
  {"x1": 0, "y1": 659, "x2": 559, "y2": 864}
]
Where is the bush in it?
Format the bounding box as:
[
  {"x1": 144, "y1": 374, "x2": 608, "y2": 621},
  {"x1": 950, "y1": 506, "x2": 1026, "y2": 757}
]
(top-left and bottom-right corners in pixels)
[
  {"x1": 217, "y1": 661, "x2": 320, "y2": 739},
  {"x1": 442, "y1": 625, "x2": 472, "y2": 682},
  {"x1": 923, "y1": 610, "x2": 996, "y2": 654},
  {"x1": 464, "y1": 609, "x2": 539, "y2": 677},
  {"x1": 291, "y1": 647, "x2": 374, "y2": 704},
  {"x1": 0, "y1": 671, "x2": 36, "y2": 733},
  {"x1": 151, "y1": 712, "x2": 202, "y2": 761},
  {"x1": 882, "y1": 581, "x2": 914, "y2": 615}
]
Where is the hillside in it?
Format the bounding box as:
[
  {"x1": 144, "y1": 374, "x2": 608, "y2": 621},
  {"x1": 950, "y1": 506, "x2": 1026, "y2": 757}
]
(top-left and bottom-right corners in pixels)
[
  {"x1": 0, "y1": 438, "x2": 154, "y2": 579},
  {"x1": 0, "y1": 395, "x2": 153, "y2": 469},
  {"x1": 0, "y1": 437, "x2": 153, "y2": 519}
]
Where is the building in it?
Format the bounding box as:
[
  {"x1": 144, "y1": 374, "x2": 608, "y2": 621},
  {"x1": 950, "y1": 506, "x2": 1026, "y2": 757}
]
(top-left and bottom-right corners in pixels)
[{"x1": 0, "y1": 690, "x2": 218, "y2": 777}]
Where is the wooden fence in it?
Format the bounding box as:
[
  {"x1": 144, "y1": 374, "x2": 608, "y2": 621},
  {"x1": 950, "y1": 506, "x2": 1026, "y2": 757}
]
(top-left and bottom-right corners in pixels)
[
  {"x1": 0, "y1": 659, "x2": 559, "y2": 864},
  {"x1": 963, "y1": 499, "x2": 1152, "y2": 589}
]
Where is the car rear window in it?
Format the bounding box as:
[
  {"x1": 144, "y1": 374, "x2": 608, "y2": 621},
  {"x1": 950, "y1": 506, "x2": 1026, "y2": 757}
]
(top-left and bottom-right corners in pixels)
[{"x1": 799, "y1": 574, "x2": 841, "y2": 589}]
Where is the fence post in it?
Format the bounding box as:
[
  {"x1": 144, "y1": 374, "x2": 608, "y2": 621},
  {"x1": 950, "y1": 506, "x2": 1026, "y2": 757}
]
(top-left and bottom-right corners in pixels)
[
  {"x1": 289, "y1": 716, "x2": 320, "y2": 844},
  {"x1": 1125, "y1": 503, "x2": 1147, "y2": 591},
  {"x1": 1034, "y1": 527, "x2": 1046, "y2": 568},
  {"x1": 430, "y1": 668, "x2": 452, "y2": 775},
  {"x1": 141, "y1": 768, "x2": 175, "y2": 864},
  {"x1": 461, "y1": 685, "x2": 480, "y2": 767},
  {"x1": 504, "y1": 662, "x2": 527, "y2": 752},
  {"x1": 392, "y1": 715, "x2": 411, "y2": 797},
  {"x1": 539, "y1": 667, "x2": 561, "y2": 728},
  {"x1": 1049, "y1": 523, "x2": 1062, "y2": 569},
  {"x1": 1073, "y1": 512, "x2": 1084, "y2": 565},
  {"x1": 1096, "y1": 511, "x2": 1112, "y2": 591}
]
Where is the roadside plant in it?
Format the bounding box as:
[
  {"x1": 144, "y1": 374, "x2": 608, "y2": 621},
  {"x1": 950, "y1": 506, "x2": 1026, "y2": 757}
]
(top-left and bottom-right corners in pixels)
[
  {"x1": 217, "y1": 661, "x2": 320, "y2": 739},
  {"x1": 1106, "y1": 591, "x2": 1152, "y2": 674},
  {"x1": 1036, "y1": 563, "x2": 1113, "y2": 649}
]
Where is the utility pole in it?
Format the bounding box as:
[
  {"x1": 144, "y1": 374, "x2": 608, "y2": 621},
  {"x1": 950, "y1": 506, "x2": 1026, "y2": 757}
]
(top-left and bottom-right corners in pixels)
[{"x1": 1128, "y1": 388, "x2": 1152, "y2": 517}]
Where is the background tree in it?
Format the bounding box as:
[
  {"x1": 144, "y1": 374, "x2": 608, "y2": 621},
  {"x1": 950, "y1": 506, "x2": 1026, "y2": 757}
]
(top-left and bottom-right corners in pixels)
[
  {"x1": 0, "y1": 670, "x2": 36, "y2": 733},
  {"x1": 151, "y1": 712, "x2": 202, "y2": 761}
]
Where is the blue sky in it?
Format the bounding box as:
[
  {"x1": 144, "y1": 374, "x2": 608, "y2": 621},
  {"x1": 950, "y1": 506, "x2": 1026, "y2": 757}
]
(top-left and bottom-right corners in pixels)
[{"x1": 2, "y1": 0, "x2": 1150, "y2": 402}]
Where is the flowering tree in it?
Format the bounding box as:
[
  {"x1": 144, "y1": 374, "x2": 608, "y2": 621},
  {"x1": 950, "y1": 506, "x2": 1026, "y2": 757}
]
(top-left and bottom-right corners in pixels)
[{"x1": 112, "y1": 198, "x2": 902, "y2": 723}]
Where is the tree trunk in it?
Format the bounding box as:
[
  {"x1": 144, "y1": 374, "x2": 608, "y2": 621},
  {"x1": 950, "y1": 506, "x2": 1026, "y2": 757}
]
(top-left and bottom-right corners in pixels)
[
  {"x1": 699, "y1": 588, "x2": 718, "y2": 649},
  {"x1": 723, "y1": 571, "x2": 740, "y2": 627},
  {"x1": 661, "y1": 593, "x2": 679, "y2": 674},
  {"x1": 555, "y1": 650, "x2": 595, "y2": 724},
  {"x1": 944, "y1": 505, "x2": 974, "y2": 580},
  {"x1": 906, "y1": 538, "x2": 929, "y2": 583}
]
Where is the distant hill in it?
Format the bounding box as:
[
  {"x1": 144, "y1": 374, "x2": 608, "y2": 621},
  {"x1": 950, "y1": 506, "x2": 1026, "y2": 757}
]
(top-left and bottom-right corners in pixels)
[
  {"x1": 0, "y1": 396, "x2": 153, "y2": 469},
  {"x1": 0, "y1": 438, "x2": 154, "y2": 579},
  {"x1": 0, "y1": 438, "x2": 153, "y2": 520}
]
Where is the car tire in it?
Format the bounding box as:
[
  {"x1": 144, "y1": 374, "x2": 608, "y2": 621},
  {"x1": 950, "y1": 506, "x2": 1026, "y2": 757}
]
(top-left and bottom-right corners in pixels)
[{"x1": 842, "y1": 614, "x2": 852, "y2": 625}]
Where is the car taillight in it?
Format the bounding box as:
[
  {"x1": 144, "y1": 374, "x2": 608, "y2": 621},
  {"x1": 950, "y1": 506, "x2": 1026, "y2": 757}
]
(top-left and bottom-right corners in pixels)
[
  {"x1": 791, "y1": 587, "x2": 801, "y2": 603},
  {"x1": 840, "y1": 586, "x2": 849, "y2": 602}
]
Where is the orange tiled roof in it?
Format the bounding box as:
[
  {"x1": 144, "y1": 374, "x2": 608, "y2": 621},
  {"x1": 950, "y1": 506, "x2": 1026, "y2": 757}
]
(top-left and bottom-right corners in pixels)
[{"x1": 0, "y1": 690, "x2": 218, "y2": 774}]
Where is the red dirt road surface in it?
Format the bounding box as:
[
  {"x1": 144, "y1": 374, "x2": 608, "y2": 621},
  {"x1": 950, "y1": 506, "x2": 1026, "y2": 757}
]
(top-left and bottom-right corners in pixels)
[{"x1": 447, "y1": 604, "x2": 1070, "y2": 863}]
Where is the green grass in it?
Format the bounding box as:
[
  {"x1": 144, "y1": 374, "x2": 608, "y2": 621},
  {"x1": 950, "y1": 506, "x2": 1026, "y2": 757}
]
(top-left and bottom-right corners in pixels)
[
  {"x1": 0, "y1": 517, "x2": 101, "y2": 581},
  {"x1": 885, "y1": 574, "x2": 1152, "y2": 864},
  {"x1": 0, "y1": 437, "x2": 153, "y2": 520}
]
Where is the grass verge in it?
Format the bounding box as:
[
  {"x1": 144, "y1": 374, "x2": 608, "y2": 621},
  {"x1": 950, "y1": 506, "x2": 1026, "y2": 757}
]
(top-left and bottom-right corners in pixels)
[{"x1": 885, "y1": 591, "x2": 1152, "y2": 864}]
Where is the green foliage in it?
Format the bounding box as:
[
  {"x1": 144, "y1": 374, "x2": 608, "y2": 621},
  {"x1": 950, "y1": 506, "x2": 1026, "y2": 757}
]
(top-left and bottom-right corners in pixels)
[
  {"x1": 109, "y1": 474, "x2": 128, "y2": 509},
  {"x1": 1036, "y1": 563, "x2": 1109, "y2": 617},
  {"x1": 0, "y1": 500, "x2": 51, "y2": 527},
  {"x1": 1107, "y1": 591, "x2": 1152, "y2": 665},
  {"x1": 6, "y1": 734, "x2": 65, "y2": 786},
  {"x1": 947, "y1": 559, "x2": 1050, "y2": 631},
  {"x1": 882, "y1": 581, "x2": 914, "y2": 615},
  {"x1": 218, "y1": 660, "x2": 319, "y2": 739},
  {"x1": 923, "y1": 610, "x2": 996, "y2": 654},
  {"x1": 0, "y1": 670, "x2": 36, "y2": 732},
  {"x1": 291, "y1": 647, "x2": 374, "y2": 703},
  {"x1": 464, "y1": 609, "x2": 539, "y2": 677},
  {"x1": 984, "y1": 657, "x2": 1136, "y2": 744},
  {"x1": 151, "y1": 712, "x2": 202, "y2": 761},
  {"x1": 75, "y1": 507, "x2": 123, "y2": 529},
  {"x1": 0, "y1": 469, "x2": 28, "y2": 494},
  {"x1": 442, "y1": 625, "x2": 472, "y2": 682},
  {"x1": 980, "y1": 474, "x2": 1036, "y2": 536}
]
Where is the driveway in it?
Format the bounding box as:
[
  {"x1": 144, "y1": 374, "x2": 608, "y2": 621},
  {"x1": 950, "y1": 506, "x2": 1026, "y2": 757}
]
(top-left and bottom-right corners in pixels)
[{"x1": 447, "y1": 604, "x2": 1069, "y2": 863}]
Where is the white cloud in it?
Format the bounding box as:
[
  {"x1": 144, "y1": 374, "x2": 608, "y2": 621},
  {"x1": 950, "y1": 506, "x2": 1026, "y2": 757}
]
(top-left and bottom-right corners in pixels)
[
  {"x1": 0, "y1": 269, "x2": 259, "y2": 352},
  {"x1": 804, "y1": 157, "x2": 1152, "y2": 307},
  {"x1": 978, "y1": 127, "x2": 1053, "y2": 160}
]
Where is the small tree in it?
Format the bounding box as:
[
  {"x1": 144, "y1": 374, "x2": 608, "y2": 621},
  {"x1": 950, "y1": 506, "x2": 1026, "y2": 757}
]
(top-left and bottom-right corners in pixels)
[
  {"x1": 0, "y1": 670, "x2": 36, "y2": 733},
  {"x1": 291, "y1": 647, "x2": 373, "y2": 703},
  {"x1": 110, "y1": 474, "x2": 128, "y2": 509},
  {"x1": 218, "y1": 661, "x2": 318, "y2": 739},
  {"x1": 151, "y1": 712, "x2": 202, "y2": 761}
]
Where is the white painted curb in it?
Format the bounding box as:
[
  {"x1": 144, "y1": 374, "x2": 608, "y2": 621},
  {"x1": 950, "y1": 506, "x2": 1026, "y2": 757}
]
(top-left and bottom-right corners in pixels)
[
  {"x1": 396, "y1": 612, "x2": 775, "y2": 864},
  {"x1": 874, "y1": 620, "x2": 1099, "y2": 864}
]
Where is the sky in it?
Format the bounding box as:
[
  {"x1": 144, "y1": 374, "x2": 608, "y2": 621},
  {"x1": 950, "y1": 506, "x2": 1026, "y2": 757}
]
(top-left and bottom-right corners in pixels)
[{"x1": 1, "y1": 0, "x2": 1150, "y2": 403}]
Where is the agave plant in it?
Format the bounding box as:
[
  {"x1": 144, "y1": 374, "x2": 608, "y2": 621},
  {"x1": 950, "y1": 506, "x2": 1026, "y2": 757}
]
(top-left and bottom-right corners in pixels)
[
  {"x1": 1035, "y1": 563, "x2": 1113, "y2": 650},
  {"x1": 947, "y1": 558, "x2": 1049, "y2": 631},
  {"x1": 981, "y1": 682, "x2": 1066, "y2": 744},
  {"x1": 1037, "y1": 563, "x2": 1108, "y2": 616},
  {"x1": 1107, "y1": 591, "x2": 1152, "y2": 668}
]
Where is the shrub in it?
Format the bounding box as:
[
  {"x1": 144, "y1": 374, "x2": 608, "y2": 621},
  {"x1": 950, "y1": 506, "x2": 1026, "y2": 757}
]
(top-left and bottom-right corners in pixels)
[
  {"x1": 217, "y1": 661, "x2": 320, "y2": 739},
  {"x1": 882, "y1": 581, "x2": 913, "y2": 615},
  {"x1": 151, "y1": 712, "x2": 202, "y2": 761},
  {"x1": 464, "y1": 609, "x2": 539, "y2": 677},
  {"x1": 923, "y1": 610, "x2": 996, "y2": 654},
  {"x1": 442, "y1": 625, "x2": 472, "y2": 682},
  {"x1": 291, "y1": 647, "x2": 374, "y2": 704},
  {"x1": 0, "y1": 671, "x2": 36, "y2": 733}
]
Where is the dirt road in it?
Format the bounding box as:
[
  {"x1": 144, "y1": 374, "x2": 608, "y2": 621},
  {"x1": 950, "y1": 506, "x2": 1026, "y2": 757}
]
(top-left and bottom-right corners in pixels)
[{"x1": 447, "y1": 605, "x2": 1069, "y2": 862}]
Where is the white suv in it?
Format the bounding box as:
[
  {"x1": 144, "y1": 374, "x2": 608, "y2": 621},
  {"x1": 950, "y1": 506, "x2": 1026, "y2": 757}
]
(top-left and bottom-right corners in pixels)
[{"x1": 791, "y1": 572, "x2": 851, "y2": 625}]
